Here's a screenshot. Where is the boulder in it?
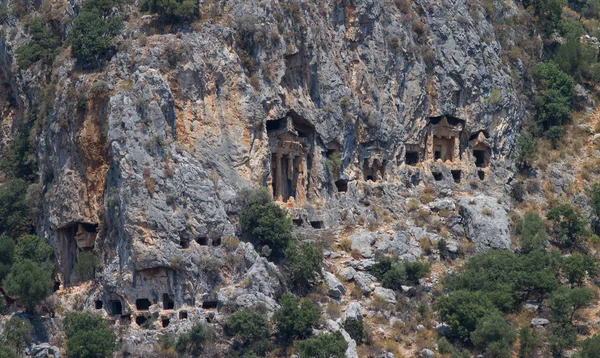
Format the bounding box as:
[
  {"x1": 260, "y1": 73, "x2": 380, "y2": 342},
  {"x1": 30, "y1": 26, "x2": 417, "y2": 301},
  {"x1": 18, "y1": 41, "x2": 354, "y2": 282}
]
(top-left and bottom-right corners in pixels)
[
  {"x1": 373, "y1": 287, "x2": 396, "y2": 304},
  {"x1": 339, "y1": 267, "x2": 357, "y2": 281},
  {"x1": 458, "y1": 195, "x2": 511, "y2": 250},
  {"x1": 353, "y1": 272, "x2": 376, "y2": 294},
  {"x1": 531, "y1": 318, "x2": 550, "y2": 327},
  {"x1": 324, "y1": 272, "x2": 346, "y2": 298},
  {"x1": 345, "y1": 301, "x2": 362, "y2": 320},
  {"x1": 421, "y1": 348, "x2": 435, "y2": 358}
]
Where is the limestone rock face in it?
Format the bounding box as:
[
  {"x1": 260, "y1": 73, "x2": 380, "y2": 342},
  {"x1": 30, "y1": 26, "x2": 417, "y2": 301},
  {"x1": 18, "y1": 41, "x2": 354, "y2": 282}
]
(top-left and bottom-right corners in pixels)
[
  {"x1": 0, "y1": 0, "x2": 530, "y2": 351},
  {"x1": 458, "y1": 195, "x2": 511, "y2": 250}
]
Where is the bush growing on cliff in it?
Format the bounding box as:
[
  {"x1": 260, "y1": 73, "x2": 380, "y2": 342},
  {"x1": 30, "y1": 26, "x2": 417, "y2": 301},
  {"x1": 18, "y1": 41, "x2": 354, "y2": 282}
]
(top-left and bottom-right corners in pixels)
[
  {"x1": 0, "y1": 236, "x2": 15, "y2": 283},
  {"x1": 470, "y1": 312, "x2": 516, "y2": 358},
  {"x1": 15, "y1": 17, "x2": 60, "y2": 69},
  {"x1": 2, "y1": 317, "x2": 32, "y2": 354},
  {"x1": 515, "y1": 134, "x2": 537, "y2": 169},
  {"x1": 140, "y1": 0, "x2": 198, "y2": 24},
  {"x1": 64, "y1": 312, "x2": 117, "y2": 358},
  {"x1": 284, "y1": 242, "x2": 323, "y2": 290},
  {"x1": 68, "y1": 0, "x2": 123, "y2": 68},
  {"x1": 73, "y1": 251, "x2": 98, "y2": 282},
  {"x1": 225, "y1": 306, "x2": 273, "y2": 356},
  {"x1": 436, "y1": 290, "x2": 499, "y2": 342},
  {"x1": 546, "y1": 204, "x2": 587, "y2": 248},
  {"x1": 5, "y1": 260, "x2": 53, "y2": 312},
  {"x1": 519, "y1": 211, "x2": 548, "y2": 253},
  {"x1": 175, "y1": 322, "x2": 213, "y2": 356},
  {"x1": 239, "y1": 188, "x2": 294, "y2": 259},
  {"x1": 370, "y1": 256, "x2": 430, "y2": 290},
  {"x1": 532, "y1": 62, "x2": 574, "y2": 134},
  {"x1": 0, "y1": 179, "x2": 35, "y2": 237},
  {"x1": 273, "y1": 293, "x2": 319, "y2": 344},
  {"x1": 294, "y1": 331, "x2": 348, "y2": 358}
]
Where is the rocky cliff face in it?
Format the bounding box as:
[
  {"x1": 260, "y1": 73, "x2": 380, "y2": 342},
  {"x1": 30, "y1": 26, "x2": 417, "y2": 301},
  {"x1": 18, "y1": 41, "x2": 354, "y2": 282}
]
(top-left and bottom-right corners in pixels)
[{"x1": 0, "y1": 0, "x2": 529, "y2": 353}]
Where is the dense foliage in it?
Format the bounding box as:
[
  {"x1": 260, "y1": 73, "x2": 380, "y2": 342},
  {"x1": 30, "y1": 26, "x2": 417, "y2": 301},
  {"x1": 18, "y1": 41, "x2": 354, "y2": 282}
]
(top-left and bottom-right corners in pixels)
[
  {"x1": 15, "y1": 17, "x2": 60, "y2": 69},
  {"x1": 140, "y1": 0, "x2": 198, "y2": 23},
  {"x1": 64, "y1": 312, "x2": 117, "y2": 358},
  {"x1": 294, "y1": 331, "x2": 348, "y2": 358},
  {"x1": 370, "y1": 256, "x2": 430, "y2": 290},
  {"x1": 273, "y1": 293, "x2": 320, "y2": 344}
]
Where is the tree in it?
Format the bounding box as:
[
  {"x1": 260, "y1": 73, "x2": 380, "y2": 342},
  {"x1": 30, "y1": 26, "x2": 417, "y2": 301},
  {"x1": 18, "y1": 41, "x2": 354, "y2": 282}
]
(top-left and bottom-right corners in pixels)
[
  {"x1": 519, "y1": 327, "x2": 539, "y2": 358},
  {"x1": 343, "y1": 318, "x2": 363, "y2": 345},
  {"x1": 239, "y1": 188, "x2": 294, "y2": 259},
  {"x1": 577, "y1": 334, "x2": 600, "y2": 358},
  {"x1": 515, "y1": 134, "x2": 537, "y2": 169},
  {"x1": 588, "y1": 182, "x2": 600, "y2": 218},
  {"x1": 74, "y1": 251, "x2": 98, "y2": 282},
  {"x1": 5, "y1": 260, "x2": 53, "y2": 312},
  {"x1": 64, "y1": 312, "x2": 117, "y2": 358},
  {"x1": 436, "y1": 290, "x2": 499, "y2": 342},
  {"x1": 15, "y1": 17, "x2": 61, "y2": 69},
  {"x1": 520, "y1": 211, "x2": 548, "y2": 253},
  {"x1": 533, "y1": 0, "x2": 566, "y2": 34},
  {"x1": 546, "y1": 204, "x2": 587, "y2": 248},
  {"x1": 403, "y1": 261, "x2": 430, "y2": 284},
  {"x1": 0, "y1": 236, "x2": 15, "y2": 282},
  {"x1": 561, "y1": 253, "x2": 599, "y2": 286},
  {"x1": 2, "y1": 317, "x2": 32, "y2": 354},
  {"x1": 224, "y1": 306, "x2": 273, "y2": 356},
  {"x1": 554, "y1": 34, "x2": 597, "y2": 81},
  {"x1": 273, "y1": 294, "x2": 320, "y2": 344},
  {"x1": 549, "y1": 286, "x2": 593, "y2": 322},
  {"x1": 284, "y1": 242, "x2": 323, "y2": 290},
  {"x1": 532, "y1": 62, "x2": 574, "y2": 133},
  {"x1": 370, "y1": 256, "x2": 429, "y2": 291},
  {"x1": 0, "y1": 179, "x2": 35, "y2": 237},
  {"x1": 294, "y1": 331, "x2": 348, "y2": 358},
  {"x1": 15, "y1": 235, "x2": 54, "y2": 268},
  {"x1": 68, "y1": 0, "x2": 123, "y2": 68},
  {"x1": 175, "y1": 322, "x2": 212, "y2": 356},
  {"x1": 139, "y1": 0, "x2": 198, "y2": 23},
  {"x1": 470, "y1": 312, "x2": 516, "y2": 358}
]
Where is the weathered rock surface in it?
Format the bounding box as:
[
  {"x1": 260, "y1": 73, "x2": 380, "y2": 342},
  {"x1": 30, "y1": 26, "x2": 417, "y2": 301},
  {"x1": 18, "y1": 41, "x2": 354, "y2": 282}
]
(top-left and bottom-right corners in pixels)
[{"x1": 458, "y1": 195, "x2": 511, "y2": 250}]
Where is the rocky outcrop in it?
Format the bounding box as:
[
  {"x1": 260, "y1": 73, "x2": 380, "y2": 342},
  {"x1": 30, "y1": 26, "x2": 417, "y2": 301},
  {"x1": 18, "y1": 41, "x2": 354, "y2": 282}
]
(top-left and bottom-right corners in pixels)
[{"x1": 458, "y1": 194, "x2": 511, "y2": 250}]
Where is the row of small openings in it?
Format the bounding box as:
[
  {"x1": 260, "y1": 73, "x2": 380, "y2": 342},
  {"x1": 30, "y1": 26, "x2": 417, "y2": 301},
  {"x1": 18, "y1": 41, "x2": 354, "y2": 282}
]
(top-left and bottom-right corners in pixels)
[
  {"x1": 405, "y1": 150, "x2": 490, "y2": 167},
  {"x1": 433, "y1": 170, "x2": 485, "y2": 182},
  {"x1": 181, "y1": 237, "x2": 222, "y2": 248}
]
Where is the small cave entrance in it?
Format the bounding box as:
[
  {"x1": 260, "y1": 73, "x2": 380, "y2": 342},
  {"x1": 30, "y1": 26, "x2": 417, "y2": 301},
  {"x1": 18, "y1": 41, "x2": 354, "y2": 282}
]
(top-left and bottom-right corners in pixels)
[
  {"x1": 95, "y1": 300, "x2": 103, "y2": 310},
  {"x1": 163, "y1": 294, "x2": 174, "y2": 310},
  {"x1": 478, "y1": 170, "x2": 486, "y2": 180},
  {"x1": 405, "y1": 151, "x2": 420, "y2": 166},
  {"x1": 162, "y1": 318, "x2": 170, "y2": 328},
  {"x1": 120, "y1": 314, "x2": 131, "y2": 324},
  {"x1": 136, "y1": 298, "x2": 151, "y2": 311},
  {"x1": 196, "y1": 237, "x2": 208, "y2": 246},
  {"x1": 293, "y1": 218, "x2": 303, "y2": 227},
  {"x1": 310, "y1": 221, "x2": 324, "y2": 229},
  {"x1": 135, "y1": 315, "x2": 148, "y2": 326},
  {"x1": 473, "y1": 150, "x2": 486, "y2": 167},
  {"x1": 212, "y1": 237, "x2": 221, "y2": 246},
  {"x1": 202, "y1": 300, "x2": 218, "y2": 310},
  {"x1": 335, "y1": 179, "x2": 348, "y2": 193},
  {"x1": 433, "y1": 172, "x2": 443, "y2": 181},
  {"x1": 110, "y1": 300, "x2": 122, "y2": 315},
  {"x1": 363, "y1": 158, "x2": 386, "y2": 182},
  {"x1": 180, "y1": 238, "x2": 190, "y2": 249},
  {"x1": 179, "y1": 311, "x2": 188, "y2": 320},
  {"x1": 53, "y1": 281, "x2": 61, "y2": 292},
  {"x1": 451, "y1": 170, "x2": 461, "y2": 183}
]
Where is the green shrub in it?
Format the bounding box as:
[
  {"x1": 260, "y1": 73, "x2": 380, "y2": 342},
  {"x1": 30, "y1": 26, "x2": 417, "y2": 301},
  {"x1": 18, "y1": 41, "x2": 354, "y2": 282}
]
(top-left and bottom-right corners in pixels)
[
  {"x1": 588, "y1": 182, "x2": 600, "y2": 218},
  {"x1": 239, "y1": 188, "x2": 294, "y2": 259},
  {"x1": 15, "y1": 235, "x2": 54, "y2": 268},
  {"x1": 5, "y1": 260, "x2": 53, "y2": 312},
  {"x1": 140, "y1": 0, "x2": 198, "y2": 23},
  {"x1": 577, "y1": 334, "x2": 600, "y2": 357},
  {"x1": 68, "y1": 0, "x2": 123, "y2": 68},
  {"x1": 546, "y1": 204, "x2": 587, "y2": 248},
  {"x1": 532, "y1": 62, "x2": 574, "y2": 134},
  {"x1": 175, "y1": 322, "x2": 213, "y2": 356},
  {"x1": 470, "y1": 312, "x2": 516, "y2": 358},
  {"x1": 343, "y1": 318, "x2": 363, "y2": 344},
  {"x1": 0, "y1": 236, "x2": 15, "y2": 282},
  {"x1": 15, "y1": 17, "x2": 60, "y2": 69},
  {"x1": 515, "y1": 134, "x2": 537, "y2": 169},
  {"x1": 554, "y1": 34, "x2": 597, "y2": 81},
  {"x1": 549, "y1": 285, "x2": 593, "y2": 322},
  {"x1": 370, "y1": 257, "x2": 430, "y2": 290},
  {"x1": 518, "y1": 327, "x2": 539, "y2": 358},
  {"x1": 284, "y1": 242, "x2": 323, "y2": 290},
  {"x1": 2, "y1": 317, "x2": 32, "y2": 354},
  {"x1": 436, "y1": 290, "x2": 499, "y2": 342},
  {"x1": 74, "y1": 252, "x2": 98, "y2": 282},
  {"x1": 273, "y1": 293, "x2": 319, "y2": 344},
  {"x1": 224, "y1": 306, "x2": 273, "y2": 356},
  {"x1": 294, "y1": 331, "x2": 348, "y2": 358},
  {"x1": 533, "y1": 0, "x2": 565, "y2": 35},
  {"x1": 326, "y1": 152, "x2": 342, "y2": 178},
  {"x1": 64, "y1": 312, "x2": 116, "y2": 358},
  {"x1": 0, "y1": 179, "x2": 35, "y2": 237},
  {"x1": 519, "y1": 211, "x2": 548, "y2": 254},
  {"x1": 561, "y1": 253, "x2": 599, "y2": 286}
]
